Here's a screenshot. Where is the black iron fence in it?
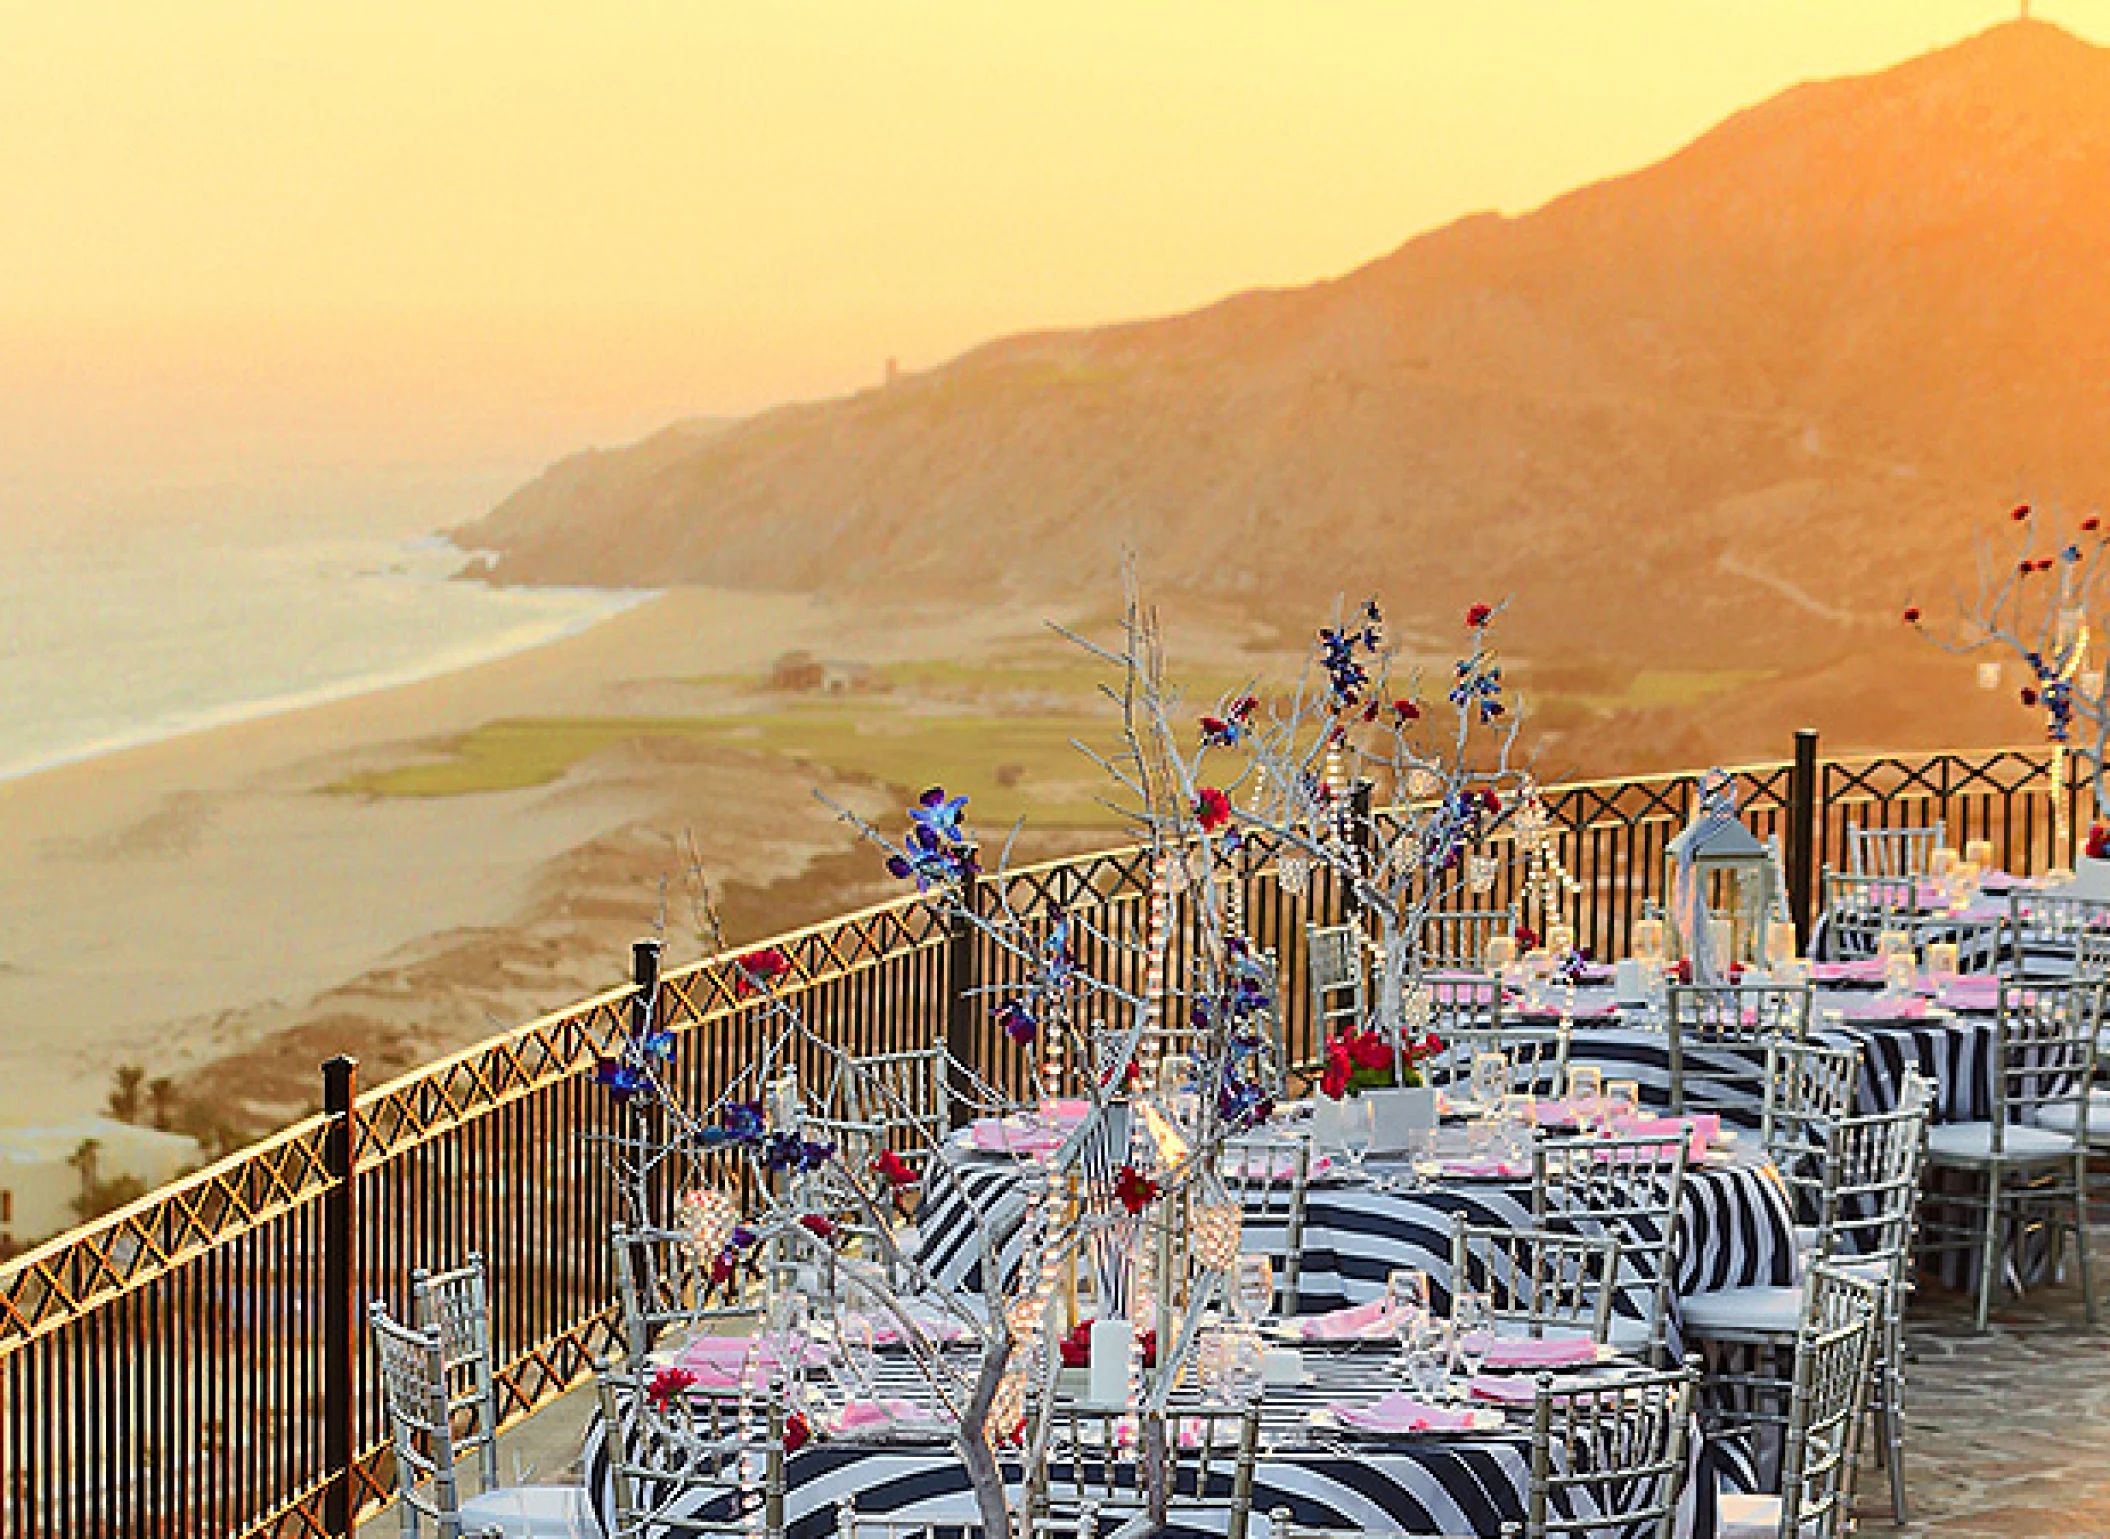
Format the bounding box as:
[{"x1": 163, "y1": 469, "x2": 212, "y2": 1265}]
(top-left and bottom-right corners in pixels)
[{"x1": 0, "y1": 736, "x2": 2087, "y2": 1537}]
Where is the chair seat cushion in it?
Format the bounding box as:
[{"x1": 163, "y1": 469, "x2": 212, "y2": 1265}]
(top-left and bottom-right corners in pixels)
[
  {"x1": 1925, "y1": 1120, "x2": 2080, "y2": 1163},
  {"x1": 461, "y1": 1484, "x2": 604, "y2": 1537},
  {"x1": 2033, "y1": 1092, "x2": 2110, "y2": 1143},
  {"x1": 1716, "y1": 1491, "x2": 1781, "y2": 1539},
  {"x1": 1680, "y1": 1285, "x2": 1803, "y2": 1340}
]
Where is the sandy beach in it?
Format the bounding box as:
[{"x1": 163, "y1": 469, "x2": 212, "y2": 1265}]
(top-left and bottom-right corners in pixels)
[{"x1": 0, "y1": 584, "x2": 1087, "y2": 1145}]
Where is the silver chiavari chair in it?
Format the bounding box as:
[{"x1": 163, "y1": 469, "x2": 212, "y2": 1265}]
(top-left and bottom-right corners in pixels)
[
  {"x1": 2006, "y1": 891, "x2": 2110, "y2": 981},
  {"x1": 1818, "y1": 870, "x2": 1913, "y2": 961},
  {"x1": 1412, "y1": 907, "x2": 1517, "y2": 974},
  {"x1": 1664, "y1": 981, "x2": 1811, "y2": 1118},
  {"x1": 1429, "y1": 1020, "x2": 1573, "y2": 1102},
  {"x1": 370, "y1": 1302, "x2": 600, "y2": 1538},
  {"x1": 1450, "y1": 1212, "x2": 1621, "y2": 1344},
  {"x1": 1759, "y1": 1039, "x2": 1864, "y2": 1236},
  {"x1": 1221, "y1": 1131, "x2": 1313, "y2": 1315},
  {"x1": 1845, "y1": 820, "x2": 1945, "y2": 879},
  {"x1": 1684, "y1": 1073, "x2": 1932, "y2": 1525},
  {"x1": 1526, "y1": 1362, "x2": 1697, "y2": 1539},
  {"x1": 595, "y1": 1362, "x2": 790, "y2": 1539},
  {"x1": 1533, "y1": 1134, "x2": 1689, "y2": 1365},
  {"x1": 411, "y1": 1253, "x2": 501, "y2": 1495},
  {"x1": 1923, "y1": 978, "x2": 2102, "y2": 1331},
  {"x1": 1715, "y1": 1266, "x2": 1885, "y2": 1539},
  {"x1": 612, "y1": 1223, "x2": 759, "y2": 1371},
  {"x1": 1034, "y1": 1403, "x2": 1262, "y2": 1539}
]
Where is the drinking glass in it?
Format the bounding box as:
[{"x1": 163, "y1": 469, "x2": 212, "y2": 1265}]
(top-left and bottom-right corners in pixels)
[
  {"x1": 1472, "y1": 1050, "x2": 1510, "y2": 1111},
  {"x1": 1339, "y1": 1095, "x2": 1377, "y2": 1176},
  {"x1": 1966, "y1": 838, "x2": 1995, "y2": 873},
  {"x1": 1500, "y1": 1091, "x2": 1537, "y2": 1129},
  {"x1": 1451, "y1": 1292, "x2": 1494, "y2": 1388},
  {"x1": 1605, "y1": 1079, "x2": 1643, "y2": 1127},
  {"x1": 1633, "y1": 917, "x2": 1666, "y2": 964},
  {"x1": 1565, "y1": 1066, "x2": 1603, "y2": 1132},
  {"x1": 1406, "y1": 1319, "x2": 1453, "y2": 1402},
  {"x1": 1547, "y1": 923, "x2": 1576, "y2": 958},
  {"x1": 1232, "y1": 1254, "x2": 1276, "y2": 1325},
  {"x1": 1222, "y1": 1323, "x2": 1266, "y2": 1404}
]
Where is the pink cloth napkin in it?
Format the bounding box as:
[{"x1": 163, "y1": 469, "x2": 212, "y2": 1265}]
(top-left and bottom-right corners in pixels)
[
  {"x1": 837, "y1": 1397, "x2": 946, "y2": 1433},
  {"x1": 1297, "y1": 1299, "x2": 1396, "y2": 1342},
  {"x1": 1978, "y1": 870, "x2": 2019, "y2": 893},
  {"x1": 1940, "y1": 979, "x2": 2002, "y2": 1010},
  {"x1": 1843, "y1": 994, "x2": 1930, "y2": 1022},
  {"x1": 1039, "y1": 1098, "x2": 1090, "y2": 1125},
  {"x1": 1223, "y1": 1149, "x2": 1334, "y2": 1182},
  {"x1": 1484, "y1": 1336, "x2": 1599, "y2": 1370},
  {"x1": 1334, "y1": 1392, "x2": 1472, "y2": 1433},
  {"x1": 672, "y1": 1332, "x2": 826, "y2": 1381},
  {"x1": 1812, "y1": 959, "x2": 1886, "y2": 984},
  {"x1": 1513, "y1": 1002, "x2": 1621, "y2": 1023},
  {"x1": 1437, "y1": 1158, "x2": 1530, "y2": 1180},
  {"x1": 851, "y1": 1309, "x2": 972, "y2": 1347},
  {"x1": 1467, "y1": 1374, "x2": 1542, "y2": 1405},
  {"x1": 969, "y1": 1116, "x2": 1065, "y2": 1155},
  {"x1": 1622, "y1": 1113, "x2": 1717, "y2": 1164}
]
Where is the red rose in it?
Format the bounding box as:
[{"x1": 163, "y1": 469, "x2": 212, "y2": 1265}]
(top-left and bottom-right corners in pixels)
[
  {"x1": 1466, "y1": 603, "x2": 1494, "y2": 629},
  {"x1": 1672, "y1": 958, "x2": 1694, "y2": 984},
  {"x1": 2019, "y1": 561, "x2": 2035, "y2": 577},
  {"x1": 1392, "y1": 699, "x2": 1420, "y2": 721},
  {"x1": 2015, "y1": 504, "x2": 2033, "y2": 521},
  {"x1": 1059, "y1": 1322, "x2": 1092, "y2": 1368},
  {"x1": 1195, "y1": 787, "x2": 1233, "y2": 834},
  {"x1": 873, "y1": 1150, "x2": 918, "y2": 1189},
  {"x1": 2021, "y1": 687, "x2": 2040, "y2": 707},
  {"x1": 1114, "y1": 1164, "x2": 1160, "y2": 1216},
  {"x1": 1902, "y1": 606, "x2": 1921, "y2": 624},
  {"x1": 1320, "y1": 1058, "x2": 1351, "y2": 1100},
  {"x1": 1514, "y1": 925, "x2": 1540, "y2": 952},
  {"x1": 735, "y1": 947, "x2": 793, "y2": 998},
  {"x1": 784, "y1": 1412, "x2": 811, "y2": 1454},
  {"x1": 2089, "y1": 824, "x2": 2110, "y2": 861},
  {"x1": 1347, "y1": 1031, "x2": 1393, "y2": 1071},
  {"x1": 647, "y1": 1366, "x2": 699, "y2": 1414},
  {"x1": 2087, "y1": 518, "x2": 2102, "y2": 534},
  {"x1": 799, "y1": 1214, "x2": 836, "y2": 1241}
]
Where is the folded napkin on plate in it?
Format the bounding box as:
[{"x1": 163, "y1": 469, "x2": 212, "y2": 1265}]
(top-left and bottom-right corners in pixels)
[
  {"x1": 1484, "y1": 1336, "x2": 1599, "y2": 1370},
  {"x1": 836, "y1": 1397, "x2": 948, "y2": 1433},
  {"x1": 1620, "y1": 1113, "x2": 1717, "y2": 1163},
  {"x1": 1842, "y1": 994, "x2": 1931, "y2": 1022},
  {"x1": 1467, "y1": 1374, "x2": 1542, "y2": 1406},
  {"x1": 1333, "y1": 1392, "x2": 1472, "y2": 1433},
  {"x1": 1297, "y1": 1299, "x2": 1395, "y2": 1342},
  {"x1": 1978, "y1": 870, "x2": 2019, "y2": 893},
  {"x1": 969, "y1": 1117, "x2": 1065, "y2": 1156},
  {"x1": 1437, "y1": 1158, "x2": 1530, "y2": 1180},
  {"x1": 671, "y1": 1332, "x2": 826, "y2": 1381},
  {"x1": 1039, "y1": 1098, "x2": 1090, "y2": 1126},
  {"x1": 1513, "y1": 1002, "x2": 1621, "y2": 1024},
  {"x1": 1811, "y1": 959, "x2": 1886, "y2": 984},
  {"x1": 1939, "y1": 979, "x2": 2002, "y2": 1010}
]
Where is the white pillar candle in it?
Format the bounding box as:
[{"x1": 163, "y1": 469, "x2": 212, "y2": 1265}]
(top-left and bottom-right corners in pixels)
[{"x1": 1089, "y1": 1318, "x2": 1133, "y2": 1406}]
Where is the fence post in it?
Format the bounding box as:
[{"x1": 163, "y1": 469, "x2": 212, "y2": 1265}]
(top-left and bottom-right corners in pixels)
[
  {"x1": 321, "y1": 1054, "x2": 360, "y2": 1538},
  {"x1": 1787, "y1": 728, "x2": 1820, "y2": 949},
  {"x1": 631, "y1": 937, "x2": 664, "y2": 1033},
  {"x1": 944, "y1": 864, "x2": 982, "y2": 1122}
]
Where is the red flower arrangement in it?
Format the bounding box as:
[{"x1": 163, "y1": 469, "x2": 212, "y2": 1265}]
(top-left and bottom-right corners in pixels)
[
  {"x1": 1113, "y1": 1164, "x2": 1160, "y2": 1216},
  {"x1": 2087, "y1": 517, "x2": 2102, "y2": 534},
  {"x1": 2014, "y1": 504, "x2": 2033, "y2": 521},
  {"x1": 734, "y1": 947, "x2": 792, "y2": 998},
  {"x1": 873, "y1": 1150, "x2": 918, "y2": 1190},
  {"x1": 1195, "y1": 787, "x2": 1234, "y2": 834},
  {"x1": 1059, "y1": 1322, "x2": 1092, "y2": 1367},
  {"x1": 784, "y1": 1411, "x2": 812, "y2": 1454},
  {"x1": 646, "y1": 1365, "x2": 699, "y2": 1413},
  {"x1": 1466, "y1": 603, "x2": 1494, "y2": 629},
  {"x1": 1319, "y1": 1026, "x2": 1440, "y2": 1100},
  {"x1": 1393, "y1": 699, "x2": 1421, "y2": 722},
  {"x1": 2087, "y1": 823, "x2": 2110, "y2": 862},
  {"x1": 1514, "y1": 924, "x2": 1540, "y2": 952}
]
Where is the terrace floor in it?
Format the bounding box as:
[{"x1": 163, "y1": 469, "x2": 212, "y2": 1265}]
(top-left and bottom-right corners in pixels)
[{"x1": 358, "y1": 1253, "x2": 2110, "y2": 1538}]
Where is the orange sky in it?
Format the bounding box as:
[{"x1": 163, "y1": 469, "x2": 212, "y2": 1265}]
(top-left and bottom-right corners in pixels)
[{"x1": 1, "y1": 2, "x2": 2097, "y2": 509}]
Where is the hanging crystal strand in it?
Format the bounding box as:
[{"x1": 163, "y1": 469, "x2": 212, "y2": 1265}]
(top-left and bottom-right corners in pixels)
[{"x1": 1137, "y1": 851, "x2": 1174, "y2": 1089}]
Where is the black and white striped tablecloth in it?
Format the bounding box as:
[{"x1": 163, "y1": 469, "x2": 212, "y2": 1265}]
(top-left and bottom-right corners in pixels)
[{"x1": 583, "y1": 1346, "x2": 1720, "y2": 1539}]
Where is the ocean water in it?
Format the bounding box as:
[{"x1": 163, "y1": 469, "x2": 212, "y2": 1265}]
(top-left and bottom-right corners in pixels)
[{"x1": 0, "y1": 480, "x2": 648, "y2": 783}]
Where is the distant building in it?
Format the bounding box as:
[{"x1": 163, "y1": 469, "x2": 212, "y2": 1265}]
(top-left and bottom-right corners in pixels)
[
  {"x1": 768, "y1": 651, "x2": 881, "y2": 696},
  {"x1": 0, "y1": 1117, "x2": 200, "y2": 1249}
]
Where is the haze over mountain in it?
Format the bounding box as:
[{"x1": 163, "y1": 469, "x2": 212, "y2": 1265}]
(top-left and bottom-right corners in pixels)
[{"x1": 464, "y1": 20, "x2": 2110, "y2": 741}]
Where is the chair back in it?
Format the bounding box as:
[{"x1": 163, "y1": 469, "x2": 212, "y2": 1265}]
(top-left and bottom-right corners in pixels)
[
  {"x1": 842, "y1": 1044, "x2": 954, "y2": 1148},
  {"x1": 1425, "y1": 972, "x2": 1506, "y2": 1038},
  {"x1": 1846, "y1": 821, "x2": 1944, "y2": 879},
  {"x1": 1221, "y1": 1133, "x2": 1313, "y2": 1315},
  {"x1": 1760, "y1": 1040, "x2": 1863, "y2": 1224},
  {"x1": 1820, "y1": 871, "x2": 1913, "y2": 961},
  {"x1": 2007, "y1": 892, "x2": 2110, "y2": 981},
  {"x1": 612, "y1": 1224, "x2": 758, "y2": 1370},
  {"x1": 1990, "y1": 980, "x2": 2101, "y2": 1153},
  {"x1": 1811, "y1": 1071, "x2": 1933, "y2": 1272},
  {"x1": 1429, "y1": 1021, "x2": 1572, "y2": 1102},
  {"x1": 369, "y1": 1302, "x2": 467, "y2": 1539},
  {"x1": 1306, "y1": 923, "x2": 1368, "y2": 1039},
  {"x1": 410, "y1": 1253, "x2": 500, "y2": 1494},
  {"x1": 1533, "y1": 1135, "x2": 1689, "y2": 1365},
  {"x1": 1778, "y1": 1266, "x2": 1885, "y2": 1539},
  {"x1": 1450, "y1": 1213, "x2": 1621, "y2": 1344},
  {"x1": 594, "y1": 1364, "x2": 788, "y2": 1539},
  {"x1": 1038, "y1": 1403, "x2": 1261, "y2": 1539},
  {"x1": 1526, "y1": 1362, "x2": 1696, "y2": 1539},
  {"x1": 1413, "y1": 908, "x2": 1517, "y2": 974},
  {"x1": 1664, "y1": 983, "x2": 1811, "y2": 1116}
]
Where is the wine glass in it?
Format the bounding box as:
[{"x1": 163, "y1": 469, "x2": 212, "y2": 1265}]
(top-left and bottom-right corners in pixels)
[
  {"x1": 1223, "y1": 1324, "x2": 1266, "y2": 1404},
  {"x1": 1472, "y1": 1050, "x2": 1510, "y2": 1112},
  {"x1": 1406, "y1": 1318, "x2": 1453, "y2": 1402},
  {"x1": 1451, "y1": 1291, "x2": 1494, "y2": 1391},
  {"x1": 1605, "y1": 1079, "x2": 1643, "y2": 1128},
  {"x1": 1565, "y1": 1066, "x2": 1603, "y2": 1133},
  {"x1": 1232, "y1": 1254, "x2": 1276, "y2": 1326},
  {"x1": 1339, "y1": 1094, "x2": 1376, "y2": 1177},
  {"x1": 1386, "y1": 1268, "x2": 1430, "y2": 1367}
]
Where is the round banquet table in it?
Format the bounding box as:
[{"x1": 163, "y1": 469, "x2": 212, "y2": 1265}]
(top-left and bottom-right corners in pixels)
[{"x1": 583, "y1": 1341, "x2": 1723, "y2": 1539}]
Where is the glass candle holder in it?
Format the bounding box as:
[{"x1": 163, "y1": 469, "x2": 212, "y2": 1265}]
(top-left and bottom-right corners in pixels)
[
  {"x1": 1766, "y1": 919, "x2": 1798, "y2": 968},
  {"x1": 1965, "y1": 838, "x2": 1995, "y2": 871},
  {"x1": 1485, "y1": 935, "x2": 1518, "y2": 972},
  {"x1": 1632, "y1": 918, "x2": 1666, "y2": 963}
]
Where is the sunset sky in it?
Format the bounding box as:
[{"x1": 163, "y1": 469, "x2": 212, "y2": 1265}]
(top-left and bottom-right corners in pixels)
[{"x1": 1, "y1": 2, "x2": 2096, "y2": 511}]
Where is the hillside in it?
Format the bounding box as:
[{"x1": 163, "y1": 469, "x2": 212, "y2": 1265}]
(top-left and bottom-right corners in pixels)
[{"x1": 460, "y1": 20, "x2": 2110, "y2": 757}]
